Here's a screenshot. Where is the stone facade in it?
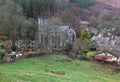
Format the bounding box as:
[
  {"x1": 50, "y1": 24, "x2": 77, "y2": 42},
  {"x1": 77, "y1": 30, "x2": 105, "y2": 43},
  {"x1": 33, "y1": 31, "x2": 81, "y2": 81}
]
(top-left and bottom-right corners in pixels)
[{"x1": 38, "y1": 18, "x2": 76, "y2": 48}]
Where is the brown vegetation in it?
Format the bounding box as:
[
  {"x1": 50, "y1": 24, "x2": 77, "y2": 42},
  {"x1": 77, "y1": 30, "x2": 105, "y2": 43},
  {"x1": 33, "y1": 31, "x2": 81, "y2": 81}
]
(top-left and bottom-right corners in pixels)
[{"x1": 96, "y1": 0, "x2": 120, "y2": 8}]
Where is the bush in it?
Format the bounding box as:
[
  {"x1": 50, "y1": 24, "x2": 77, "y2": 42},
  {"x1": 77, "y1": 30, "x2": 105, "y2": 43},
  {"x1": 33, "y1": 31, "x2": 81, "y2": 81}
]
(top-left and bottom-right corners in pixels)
[
  {"x1": 89, "y1": 40, "x2": 97, "y2": 51},
  {"x1": 66, "y1": 43, "x2": 73, "y2": 50},
  {"x1": 86, "y1": 51, "x2": 95, "y2": 59},
  {"x1": 80, "y1": 29, "x2": 89, "y2": 40},
  {"x1": 0, "y1": 49, "x2": 6, "y2": 62},
  {"x1": 73, "y1": 38, "x2": 90, "y2": 53},
  {"x1": 80, "y1": 52, "x2": 87, "y2": 60}
]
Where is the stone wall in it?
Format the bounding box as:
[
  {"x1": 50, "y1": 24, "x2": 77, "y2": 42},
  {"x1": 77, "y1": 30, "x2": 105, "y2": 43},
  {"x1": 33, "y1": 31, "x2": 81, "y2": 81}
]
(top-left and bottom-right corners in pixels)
[{"x1": 5, "y1": 40, "x2": 40, "y2": 51}]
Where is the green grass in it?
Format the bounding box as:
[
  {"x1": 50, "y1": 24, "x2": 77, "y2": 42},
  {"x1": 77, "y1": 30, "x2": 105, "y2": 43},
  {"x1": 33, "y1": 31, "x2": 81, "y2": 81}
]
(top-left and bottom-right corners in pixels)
[{"x1": 0, "y1": 55, "x2": 120, "y2": 82}]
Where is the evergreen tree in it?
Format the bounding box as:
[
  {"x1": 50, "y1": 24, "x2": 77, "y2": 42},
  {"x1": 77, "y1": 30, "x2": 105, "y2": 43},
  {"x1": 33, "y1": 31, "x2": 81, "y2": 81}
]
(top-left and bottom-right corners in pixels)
[
  {"x1": 0, "y1": 0, "x2": 30, "y2": 41},
  {"x1": 80, "y1": 29, "x2": 89, "y2": 40}
]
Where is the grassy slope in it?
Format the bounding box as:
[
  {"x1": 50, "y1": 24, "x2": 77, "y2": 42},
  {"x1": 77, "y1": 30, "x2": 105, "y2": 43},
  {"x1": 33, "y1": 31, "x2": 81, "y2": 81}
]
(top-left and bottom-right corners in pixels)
[{"x1": 0, "y1": 55, "x2": 120, "y2": 82}]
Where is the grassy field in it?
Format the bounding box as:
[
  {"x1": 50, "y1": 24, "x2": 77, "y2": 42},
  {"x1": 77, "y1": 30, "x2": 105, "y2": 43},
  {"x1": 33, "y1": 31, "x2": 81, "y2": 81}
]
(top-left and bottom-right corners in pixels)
[{"x1": 0, "y1": 55, "x2": 120, "y2": 82}]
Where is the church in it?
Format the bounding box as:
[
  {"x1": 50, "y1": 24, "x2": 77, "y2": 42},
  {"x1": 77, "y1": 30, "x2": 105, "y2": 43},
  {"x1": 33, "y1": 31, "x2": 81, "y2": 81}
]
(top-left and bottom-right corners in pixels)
[{"x1": 38, "y1": 18, "x2": 76, "y2": 48}]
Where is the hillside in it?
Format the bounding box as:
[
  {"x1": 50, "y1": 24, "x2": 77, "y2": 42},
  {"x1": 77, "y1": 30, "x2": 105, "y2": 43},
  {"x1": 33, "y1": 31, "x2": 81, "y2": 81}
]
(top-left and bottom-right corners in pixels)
[
  {"x1": 96, "y1": 0, "x2": 120, "y2": 8},
  {"x1": 89, "y1": 0, "x2": 120, "y2": 15},
  {"x1": 56, "y1": 0, "x2": 120, "y2": 15},
  {"x1": 0, "y1": 0, "x2": 120, "y2": 39},
  {"x1": 0, "y1": 55, "x2": 120, "y2": 82}
]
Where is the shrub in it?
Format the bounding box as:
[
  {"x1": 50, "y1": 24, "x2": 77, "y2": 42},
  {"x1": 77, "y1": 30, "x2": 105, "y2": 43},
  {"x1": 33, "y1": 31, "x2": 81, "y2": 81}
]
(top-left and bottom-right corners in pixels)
[
  {"x1": 86, "y1": 51, "x2": 95, "y2": 59},
  {"x1": 66, "y1": 43, "x2": 73, "y2": 50},
  {"x1": 89, "y1": 40, "x2": 97, "y2": 51},
  {"x1": 0, "y1": 49, "x2": 6, "y2": 62},
  {"x1": 80, "y1": 52, "x2": 87, "y2": 60},
  {"x1": 80, "y1": 29, "x2": 89, "y2": 40},
  {"x1": 73, "y1": 38, "x2": 90, "y2": 54}
]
